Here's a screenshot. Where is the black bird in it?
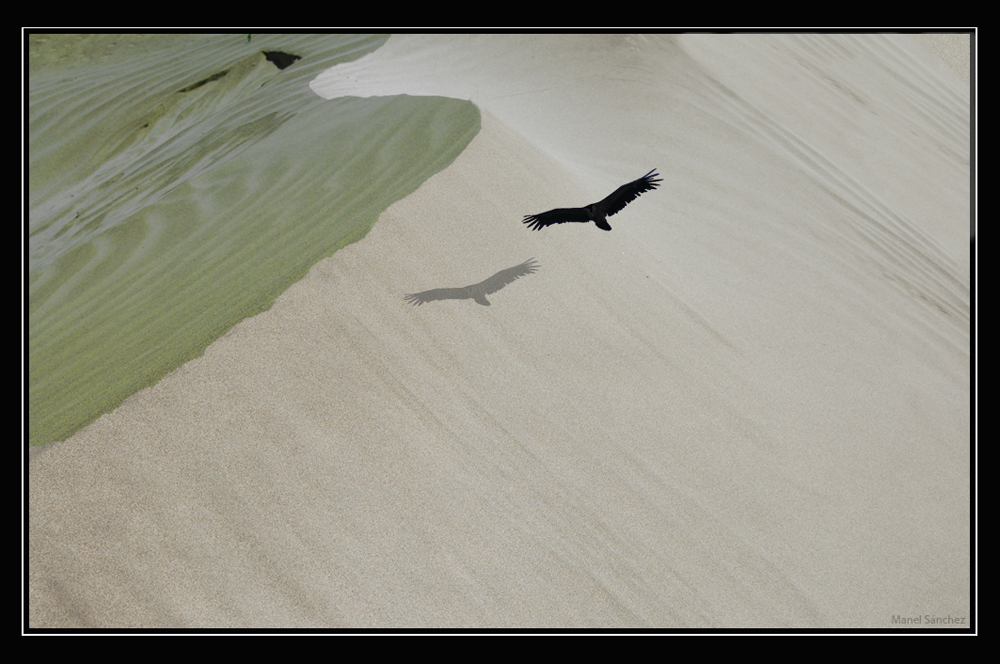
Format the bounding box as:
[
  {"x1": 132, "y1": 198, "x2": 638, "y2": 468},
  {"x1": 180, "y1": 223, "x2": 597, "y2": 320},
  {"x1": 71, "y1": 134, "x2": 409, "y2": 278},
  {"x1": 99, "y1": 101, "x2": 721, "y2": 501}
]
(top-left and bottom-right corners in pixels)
[
  {"x1": 522, "y1": 169, "x2": 662, "y2": 231},
  {"x1": 404, "y1": 259, "x2": 539, "y2": 306}
]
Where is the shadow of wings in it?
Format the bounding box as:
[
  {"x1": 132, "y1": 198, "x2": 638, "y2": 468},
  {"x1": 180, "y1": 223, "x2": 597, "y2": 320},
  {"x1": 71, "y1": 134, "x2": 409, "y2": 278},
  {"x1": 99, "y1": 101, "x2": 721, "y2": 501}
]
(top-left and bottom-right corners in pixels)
[{"x1": 404, "y1": 258, "x2": 539, "y2": 306}]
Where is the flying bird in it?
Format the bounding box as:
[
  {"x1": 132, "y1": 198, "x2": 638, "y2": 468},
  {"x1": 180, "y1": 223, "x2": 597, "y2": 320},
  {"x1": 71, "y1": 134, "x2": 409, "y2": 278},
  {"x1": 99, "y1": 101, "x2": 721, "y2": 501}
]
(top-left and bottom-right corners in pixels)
[
  {"x1": 522, "y1": 169, "x2": 662, "y2": 231},
  {"x1": 404, "y1": 259, "x2": 539, "y2": 307}
]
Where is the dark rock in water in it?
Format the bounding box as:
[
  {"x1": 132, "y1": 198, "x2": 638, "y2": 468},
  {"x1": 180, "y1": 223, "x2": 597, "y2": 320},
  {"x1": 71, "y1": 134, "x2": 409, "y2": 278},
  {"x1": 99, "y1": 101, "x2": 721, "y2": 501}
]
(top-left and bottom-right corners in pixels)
[
  {"x1": 263, "y1": 51, "x2": 301, "y2": 70},
  {"x1": 178, "y1": 69, "x2": 229, "y2": 93},
  {"x1": 177, "y1": 52, "x2": 300, "y2": 94}
]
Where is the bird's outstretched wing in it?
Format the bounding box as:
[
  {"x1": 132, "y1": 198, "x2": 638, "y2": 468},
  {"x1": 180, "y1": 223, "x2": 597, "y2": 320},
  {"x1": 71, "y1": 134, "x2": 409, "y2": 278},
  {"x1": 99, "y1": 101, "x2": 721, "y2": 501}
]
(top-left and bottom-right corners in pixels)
[
  {"x1": 404, "y1": 288, "x2": 471, "y2": 306},
  {"x1": 481, "y1": 258, "x2": 539, "y2": 295},
  {"x1": 522, "y1": 207, "x2": 591, "y2": 231},
  {"x1": 598, "y1": 169, "x2": 662, "y2": 217}
]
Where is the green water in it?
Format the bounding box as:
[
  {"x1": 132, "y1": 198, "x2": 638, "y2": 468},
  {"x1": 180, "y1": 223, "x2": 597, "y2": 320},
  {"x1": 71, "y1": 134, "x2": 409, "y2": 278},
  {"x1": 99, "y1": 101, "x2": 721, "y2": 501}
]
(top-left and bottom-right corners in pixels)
[{"x1": 28, "y1": 34, "x2": 480, "y2": 447}]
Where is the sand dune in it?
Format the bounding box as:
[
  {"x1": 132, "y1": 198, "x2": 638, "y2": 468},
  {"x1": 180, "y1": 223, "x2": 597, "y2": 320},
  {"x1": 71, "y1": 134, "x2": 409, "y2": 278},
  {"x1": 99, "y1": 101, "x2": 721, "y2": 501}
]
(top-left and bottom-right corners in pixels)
[{"x1": 28, "y1": 34, "x2": 971, "y2": 629}]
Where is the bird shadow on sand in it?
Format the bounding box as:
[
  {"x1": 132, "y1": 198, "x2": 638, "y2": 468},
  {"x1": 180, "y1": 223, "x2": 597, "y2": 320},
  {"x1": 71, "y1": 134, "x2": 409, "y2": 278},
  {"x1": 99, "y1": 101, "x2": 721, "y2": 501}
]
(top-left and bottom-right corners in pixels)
[{"x1": 404, "y1": 258, "x2": 539, "y2": 307}]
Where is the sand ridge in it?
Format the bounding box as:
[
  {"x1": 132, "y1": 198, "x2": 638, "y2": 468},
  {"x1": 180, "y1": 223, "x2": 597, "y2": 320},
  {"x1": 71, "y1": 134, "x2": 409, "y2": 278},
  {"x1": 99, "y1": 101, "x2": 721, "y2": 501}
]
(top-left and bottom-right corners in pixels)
[{"x1": 29, "y1": 34, "x2": 971, "y2": 629}]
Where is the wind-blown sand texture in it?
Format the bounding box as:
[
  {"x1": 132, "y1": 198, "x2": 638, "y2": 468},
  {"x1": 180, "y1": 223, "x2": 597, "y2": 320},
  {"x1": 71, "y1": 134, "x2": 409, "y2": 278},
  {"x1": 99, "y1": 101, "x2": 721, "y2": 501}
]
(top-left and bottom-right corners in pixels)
[{"x1": 28, "y1": 34, "x2": 971, "y2": 629}]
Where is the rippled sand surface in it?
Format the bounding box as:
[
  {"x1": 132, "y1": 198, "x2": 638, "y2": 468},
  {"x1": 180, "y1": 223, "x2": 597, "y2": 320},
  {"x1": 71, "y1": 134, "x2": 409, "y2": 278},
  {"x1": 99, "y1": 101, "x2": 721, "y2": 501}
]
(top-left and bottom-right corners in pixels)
[{"x1": 29, "y1": 34, "x2": 971, "y2": 629}]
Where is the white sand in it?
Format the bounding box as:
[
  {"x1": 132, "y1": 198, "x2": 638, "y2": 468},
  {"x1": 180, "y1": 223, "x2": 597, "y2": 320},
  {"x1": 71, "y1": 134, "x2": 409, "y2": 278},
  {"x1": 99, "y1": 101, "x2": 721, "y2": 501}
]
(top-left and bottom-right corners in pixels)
[{"x1": 28, "y1": 34, "x2": 971, "y2": 629}]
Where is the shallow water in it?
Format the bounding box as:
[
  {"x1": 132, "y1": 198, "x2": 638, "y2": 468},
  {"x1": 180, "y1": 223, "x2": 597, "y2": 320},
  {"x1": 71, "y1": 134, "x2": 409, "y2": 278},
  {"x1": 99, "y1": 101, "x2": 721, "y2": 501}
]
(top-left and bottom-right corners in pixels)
[{"x1": 28, "y1": 34, "x2": 480, "y2": 447}]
